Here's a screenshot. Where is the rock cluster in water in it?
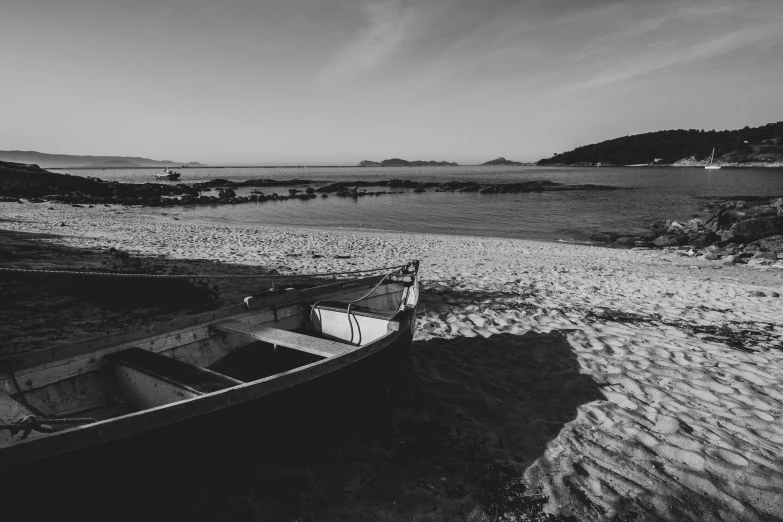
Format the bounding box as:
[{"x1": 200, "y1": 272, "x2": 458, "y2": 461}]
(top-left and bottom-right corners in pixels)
[
  {"x1": 591, "y1": 196, "x2": 783, "y2": 268},
  {"x1": 1, "y1": 161, "x2": 621, "y2": 208}
]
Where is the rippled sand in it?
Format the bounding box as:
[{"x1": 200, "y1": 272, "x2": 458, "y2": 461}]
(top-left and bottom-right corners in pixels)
[{"x1": 2, "y1": 202, "x2": 782, "y2": 521}]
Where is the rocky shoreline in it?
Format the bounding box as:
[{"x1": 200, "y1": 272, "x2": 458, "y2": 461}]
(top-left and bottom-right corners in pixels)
[
  {"x1": 0, "y1": 160, "x2": 621, "y2": 208},
  {"x1": 591, "y1": 195, "x2": 783, "y2": 269}
]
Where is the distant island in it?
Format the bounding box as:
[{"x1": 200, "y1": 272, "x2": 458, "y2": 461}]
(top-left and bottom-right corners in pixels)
[
  {"x1": 358, "y1": 158, "x2": 459, "y2": 167},
  {"x1": 0, "y1": 150, "x2": 205, "y2": 169},
  {"x1": 480, "y1": 157, "x2": 527, "y2": 166},
  {"x1": 537, "y1": 121, "x2": 783, "y2": 166}
]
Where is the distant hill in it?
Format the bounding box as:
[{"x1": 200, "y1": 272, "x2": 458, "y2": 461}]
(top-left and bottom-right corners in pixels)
[
  {"x1": 85, "y1": 159, "x2": 143, "y2": 168},
  {"x1": 358, "y1": 158, "x2": 459, "y2": 167},
  {"x1": 537, "y1": 121, "x2": 783, "y2": 166},
  {"x1": 481, "y1": 157, "x2": 526, "y2": 166},
  {"x1": 0, "y1": 150, "x2": 205, "y2": 168}
]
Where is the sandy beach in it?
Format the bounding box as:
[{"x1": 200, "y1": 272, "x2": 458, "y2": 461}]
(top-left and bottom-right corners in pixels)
[{"x1": 1, "y1": 201, "x2": 782, "y2": 521}]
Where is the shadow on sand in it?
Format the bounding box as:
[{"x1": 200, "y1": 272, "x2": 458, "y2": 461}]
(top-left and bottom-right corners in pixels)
[
  {"x1": 5, "y1": 329, "x2": 604, "y2": 522},
  {"x1": 0, "y1": 229, "x2": 338, "y2": 356}
]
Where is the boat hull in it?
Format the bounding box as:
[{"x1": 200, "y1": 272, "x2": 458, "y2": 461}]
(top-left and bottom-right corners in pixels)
[{"x1": 0, "y1": 307, "x2": 416, "y2": 472}]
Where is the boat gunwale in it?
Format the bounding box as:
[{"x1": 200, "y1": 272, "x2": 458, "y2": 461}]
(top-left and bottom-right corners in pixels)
[
  {"x1": 0, "y1": 273, "x2": 392, "y2": 371},
  {"x1": 1, "y1": 281, "x2": 406, "y2": 396}
]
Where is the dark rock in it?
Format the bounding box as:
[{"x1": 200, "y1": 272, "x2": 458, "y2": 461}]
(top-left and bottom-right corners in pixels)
[
  {"x1": 218, "y1": 188, "x2": 236, "y2": 200},
  {"x1": 653, "y1": 234, "x2": 686, "y2": 247},
  {"x1": 747, "y1": 205, "x2": 779, "y2": 218},
  {"x1": 717, "y1": 210, "x2": 748, "y2": 230},
  {"x1": 108, "y1": 247, "x2": 130, "y2": 259},
  {"x1": 651, "y1": 220, "x2": 669, "y2": 231},
  {"x1": 728, "y1": 216, "x2": 783, "y2": 243},
  {"x1": 616, "y1": 236, "x2": 643, "y2": 246},
  {"x1": 752, "y1": 252, "x2": 777, "y2": 260},
  {"x1": 690, "y1": 231, "x2": 718, "y2": 248},
  {"x1": 752, "y1": 235, "x2": 783, "y2": 253}
]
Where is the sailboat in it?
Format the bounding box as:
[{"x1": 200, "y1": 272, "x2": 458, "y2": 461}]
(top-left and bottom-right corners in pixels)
[{"x1": 705, "y1": 148, "x2": 721, "y2": 170}]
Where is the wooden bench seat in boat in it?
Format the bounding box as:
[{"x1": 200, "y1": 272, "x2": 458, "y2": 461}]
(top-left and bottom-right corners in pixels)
[
  {"x1": 211, "y1": 322, "x2": 356, "y2": 358},
  {"x1": 108, "y1": 348, "x2": 243, "y2": 409}
]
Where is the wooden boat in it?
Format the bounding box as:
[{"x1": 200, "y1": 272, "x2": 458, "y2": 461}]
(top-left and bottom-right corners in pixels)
[{"x1": 0, "y1": 261, "x2": 420, "y2": 469}]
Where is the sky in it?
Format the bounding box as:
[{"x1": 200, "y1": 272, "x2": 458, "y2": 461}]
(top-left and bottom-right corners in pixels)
[{"x1": 2, "y1": 0, "x2": 782, "y2": 165}]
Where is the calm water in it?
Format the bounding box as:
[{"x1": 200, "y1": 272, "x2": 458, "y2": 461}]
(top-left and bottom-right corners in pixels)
[{"x1": 56, "y1": 166, "x2": 783, "y2": 242}]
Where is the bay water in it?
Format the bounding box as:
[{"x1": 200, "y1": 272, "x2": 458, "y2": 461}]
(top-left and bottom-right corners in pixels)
[{"x1": 57, "y1": 166, "x2": 783, "y2": 243}]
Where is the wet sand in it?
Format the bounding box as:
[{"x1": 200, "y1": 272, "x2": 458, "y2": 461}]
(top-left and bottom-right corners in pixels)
[{"x1": 1, "y1": 201, "x2": 782, "y2": 521}]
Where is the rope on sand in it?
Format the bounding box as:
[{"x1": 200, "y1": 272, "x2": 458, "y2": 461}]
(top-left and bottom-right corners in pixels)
[{"x1": 0, "y1": 264, "x2": 407, "y2": 280}]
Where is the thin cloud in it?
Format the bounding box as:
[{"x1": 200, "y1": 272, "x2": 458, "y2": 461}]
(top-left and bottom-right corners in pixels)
[
  {"x1": 567, "y1": 15, "x2": 668, "y2": 63},
  {"x1": 561, "y1": 21, "x2": 783, "y2": 93},
  {"x1": 316, "y1": 0, "x2": 419, "y2": 87}
]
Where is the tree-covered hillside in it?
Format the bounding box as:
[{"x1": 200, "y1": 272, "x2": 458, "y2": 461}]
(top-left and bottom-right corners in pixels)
[{"x1": 537, "y1": 122, "x2": 783, "y2": 166}]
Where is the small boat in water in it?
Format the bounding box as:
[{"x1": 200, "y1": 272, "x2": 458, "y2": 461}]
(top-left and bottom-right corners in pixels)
[
  {"x1": 0, "y1": 262, "x2": 420, "y2": 468},
  {"x1": 156, "y1": 168, "x2": 181, "y2": 180},
  {"x1": 705, "y1": 148, "x2": 721, "y2": 170}
]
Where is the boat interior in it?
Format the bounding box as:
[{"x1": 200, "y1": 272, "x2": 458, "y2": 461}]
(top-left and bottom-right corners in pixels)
[{"x1": 0, "y1": 269, "x2": 418, "y2": 448}]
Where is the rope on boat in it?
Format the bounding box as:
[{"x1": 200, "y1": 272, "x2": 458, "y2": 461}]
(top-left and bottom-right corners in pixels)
[
  {"x1": 308, "y1": 265, "x2": 405, "y2": 344},
  {"x1": 0, "y1": 264, "x2": 407, "y2": 280},
  {"x1": 0, "y1": 415, "x2": 96, "y2": 440}
]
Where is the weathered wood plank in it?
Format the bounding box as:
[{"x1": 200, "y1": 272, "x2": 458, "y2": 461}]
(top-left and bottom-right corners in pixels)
[
  {"x1": 5, "y1": 304, "x2": 300, "y2": 393},
  {"x1": 110, "y1": 348, "x2": 242, "y2": 409},
  {"x1": 22, "y1": 371, "x2": 115, "y2": 418},
  {"x1": 115, "y1": 365, "x2": 201, "y2": 410},
  {"x1": 212, "y1": 323, "x2": 355, "y2": 358}
]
